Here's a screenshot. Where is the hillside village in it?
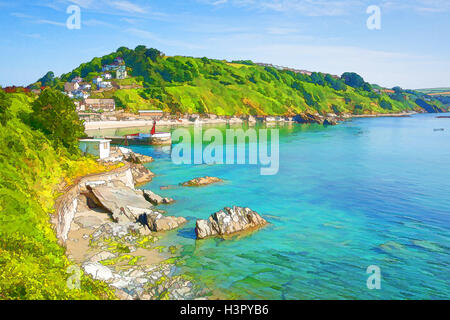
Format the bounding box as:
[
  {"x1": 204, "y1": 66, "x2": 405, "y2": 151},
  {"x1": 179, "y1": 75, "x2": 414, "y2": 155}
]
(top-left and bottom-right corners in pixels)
[
  {"x1": 63, "y1": 57, "x2": 128, "y2": 112},
  {"x1": 14, "y1": 46, "x2": 449, "y2": 118}
]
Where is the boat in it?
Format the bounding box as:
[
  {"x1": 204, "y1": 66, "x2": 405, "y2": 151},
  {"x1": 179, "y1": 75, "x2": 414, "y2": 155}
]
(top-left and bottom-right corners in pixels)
[{"x1": 93, "y1": 121, "x2": 172, "y2": 146}]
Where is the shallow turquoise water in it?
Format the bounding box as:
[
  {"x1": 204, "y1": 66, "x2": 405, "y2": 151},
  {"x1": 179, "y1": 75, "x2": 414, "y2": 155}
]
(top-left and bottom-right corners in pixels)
[{"x1": 129, "y1": 113, "x2": 449, "y2": 300}]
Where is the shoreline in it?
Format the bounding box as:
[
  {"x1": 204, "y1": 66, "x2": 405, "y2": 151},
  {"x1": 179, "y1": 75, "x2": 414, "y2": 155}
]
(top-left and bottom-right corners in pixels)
[
  {"x1": 56, "y1": 151, "x2": 209, "y2": 300},
  {"x1": 84, "y1": 112, "x2": 419, "y2": 131},
  {"x1": 350, "y1": 111, "x2": 417, "y2": 118}
]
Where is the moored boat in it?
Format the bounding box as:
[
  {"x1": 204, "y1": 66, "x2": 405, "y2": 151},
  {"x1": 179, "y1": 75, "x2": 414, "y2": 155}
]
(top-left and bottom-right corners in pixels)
[{"x1": 91, "y1": 121, "x2": 172, "y2": 146}]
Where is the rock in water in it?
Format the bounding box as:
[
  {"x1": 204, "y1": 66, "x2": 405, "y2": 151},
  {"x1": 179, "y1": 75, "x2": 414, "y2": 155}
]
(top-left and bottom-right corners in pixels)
[
  {"x1": 142, "y1": 190, "x2": 175, "y2": 205},
  {"x1": 146, "y1": 212, "x2": 187, "y2": 232},
  {"x1": 181, "y1": 176, "x2": 223, "y2": 187},
  {"x1": 195, "y1": 206, "x2": 268, "y2": 239},
  {"x1": 130, "y1": 164, "x2": 155, "y2": 185},
  {"x1": 293, "y1": 113, "x2": 324, "y2": 124},
  {"x1": 323, "y1": 118, "x2": 338, "y2": 126}
]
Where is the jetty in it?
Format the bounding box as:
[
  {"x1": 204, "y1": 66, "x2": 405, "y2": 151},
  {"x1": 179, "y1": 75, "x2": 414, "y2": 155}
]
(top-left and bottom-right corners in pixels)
[{"x1": 104, "y1": 132, "x2": 172, "y2": 146}]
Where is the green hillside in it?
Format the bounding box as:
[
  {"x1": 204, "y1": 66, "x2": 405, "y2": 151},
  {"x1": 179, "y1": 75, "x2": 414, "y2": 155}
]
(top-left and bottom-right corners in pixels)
[
  {"x1": 415, "y1": 88, "x2": 450, "y2": 95},
  {"x1": 0, "y1": 88, "x2": 115, "y2": 299},
  {"x1": 31, "y1": 46, "x2": 445, "y2": 115}
]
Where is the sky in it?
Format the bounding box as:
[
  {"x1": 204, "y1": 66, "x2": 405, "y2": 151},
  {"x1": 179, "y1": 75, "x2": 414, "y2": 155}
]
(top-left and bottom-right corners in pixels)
[{"x1": 0, "y1": 0, "x2": 449, "y2": 89}]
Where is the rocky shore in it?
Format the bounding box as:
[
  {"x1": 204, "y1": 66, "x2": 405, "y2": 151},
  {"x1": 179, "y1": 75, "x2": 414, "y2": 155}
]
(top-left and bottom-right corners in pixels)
[
  {"x1": 57, "y1": 148, "x2": 271, "y2": 299},
  {"x1": 56, "y1": 149, "x2": 210, "y2": 300},
  {"x1": 84, "y1": 110, "x2": 419, "y2": 131}
]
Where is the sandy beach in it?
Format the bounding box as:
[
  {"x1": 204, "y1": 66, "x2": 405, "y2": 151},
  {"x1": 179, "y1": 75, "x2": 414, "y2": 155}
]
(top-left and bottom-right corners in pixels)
[
  {"x1": 84, "y1": 112, "x2": 418, "y2": 131},
  {"x1": 84, "y1": 118, "x2": 243, "y2": 130}
]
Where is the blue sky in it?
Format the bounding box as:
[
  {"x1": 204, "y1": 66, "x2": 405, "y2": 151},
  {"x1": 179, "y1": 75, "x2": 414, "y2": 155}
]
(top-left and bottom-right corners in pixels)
[{"x1": 0, "y1": 0, "x2": 449, "y2": 89}]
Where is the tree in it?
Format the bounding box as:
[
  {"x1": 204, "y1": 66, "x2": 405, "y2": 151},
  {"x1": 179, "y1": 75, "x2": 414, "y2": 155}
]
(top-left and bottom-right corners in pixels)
[
  {"x1": 145, "y1": 48, "x2": 163, "y2": 62},
  {"x1": 29, "y1": 88, "x2": 85, "y2": 154},
  {"x1": 380, "y1": 98, "x2": 393, "y2": 110},
  {"x1": 0, "y1": 90, "x2": 13, "y2": 126},
  {"x1": 37, "y1": 71, "x2": 56, "y2": 87},
  {"x1": 341, "y1": 72, "x2": 365, "y2": 88}
]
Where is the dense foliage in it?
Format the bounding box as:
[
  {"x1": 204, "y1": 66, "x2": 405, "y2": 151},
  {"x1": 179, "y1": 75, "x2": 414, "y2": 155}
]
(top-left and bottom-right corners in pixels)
[
  {"x1": 29, "y1": 88, "x2": 86, "y2": 154},
  {"x1": 0, "y1": 89, "x2": 115, "y2": 299},
  {"x1": 33, "y1": 46, "x2": 445, "y2": 115}
]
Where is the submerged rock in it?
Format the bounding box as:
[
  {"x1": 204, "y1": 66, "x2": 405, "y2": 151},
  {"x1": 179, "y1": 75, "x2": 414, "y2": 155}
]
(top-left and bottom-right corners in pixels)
[
  {"x1": 143, "y1": 190, "x2": 175, "y2": 205},
  {"x1": 181, "y1": 176, "x2": 223, "y2": 187},
  {"x1": 195, "y1": 206, "x2": 268, "y2": 239}
]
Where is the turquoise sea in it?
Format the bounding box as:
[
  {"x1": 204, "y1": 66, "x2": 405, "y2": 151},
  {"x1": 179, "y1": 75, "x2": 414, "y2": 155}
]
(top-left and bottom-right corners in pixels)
[{"x1": 104, "y1": 113, "x2": 450, "y2": 299}]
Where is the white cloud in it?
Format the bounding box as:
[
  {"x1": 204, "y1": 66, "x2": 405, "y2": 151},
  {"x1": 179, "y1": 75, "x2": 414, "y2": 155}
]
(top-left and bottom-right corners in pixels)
[
  {"x1": 201, "y1": 0, "x2": 450, "y2": 16},
  {"x1": 35, "y1": 19, "x2": 67, "y2": 27},
  {"x1": 200, "y1": 0, "x2": 365, "y2": 16},
  {"x1": 127, "y1": 28, "x2": 206, "y2": 50},
  {"x1": 83, "y1": 19, "x2": 115, "y2": 28},
  {"x1": 108, "y1": 1, "x2": 147, "y2": 14}
]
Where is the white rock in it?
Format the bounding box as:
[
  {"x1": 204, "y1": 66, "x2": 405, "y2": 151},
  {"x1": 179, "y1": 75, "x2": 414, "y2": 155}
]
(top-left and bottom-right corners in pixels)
[{"x1": 83, "y1": 262, "x2": 114, "y2": 281}]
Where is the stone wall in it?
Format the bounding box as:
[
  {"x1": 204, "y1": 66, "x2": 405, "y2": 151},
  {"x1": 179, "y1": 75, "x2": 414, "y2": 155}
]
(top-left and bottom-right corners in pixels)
[{"x1": 52, "y1": 163, "x2": 134, "y2": 244}]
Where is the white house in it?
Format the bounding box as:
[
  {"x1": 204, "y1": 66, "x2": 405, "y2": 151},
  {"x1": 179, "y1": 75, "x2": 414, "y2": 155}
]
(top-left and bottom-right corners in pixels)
[
  {"x1": 79, "y1": 139, "x2": 111, "y2": 159},
  {"x1": 93, "y1": 77, "x2": 103, "y2": 85},
  {"x1": 102, "y1": 73, "x2": 112, "y2": 80},
  {"x1": 98, "y1": 81, "x2": 112, "y2": 89},
  {"x1": 116, "y1": 67, "x2": 127, "y2": 80},
  {"x1": 79, "y1": 83, "x2": 92, "y2": 91},
  {"x1": 72, "y1": 90, "x2": 90, "y2": 99}
]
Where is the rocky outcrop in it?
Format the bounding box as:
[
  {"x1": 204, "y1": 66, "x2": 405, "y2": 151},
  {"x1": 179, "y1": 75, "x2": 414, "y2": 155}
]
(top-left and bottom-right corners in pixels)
[
  {"x1": 125, "y1": 152, "x2": 154, "y2": 164},
  {"x1": 181, "y1": 176, "x2": 223, "y2": 187},
  {"x1": 195, "y1": 206, "x2": 268, "y2": 239},
  {"x1": 53, "y1": 163, "x2": 134, "y2": 243},
  {"x1": 293, "y1": 112, "x2": 340, "y2": 126},
  {"x1": 89, "y1": 185, "x2": 153, "y2": 223},
  {"x1": 130, "y1": 163, "x2": 155, "y2": 186},
  {"x1": 142, "y1": 190, "x2": 175, "y2": 205},
  {"x1": 323, "y1": 118, "x2": 338, "y2": 126},
  {"x1": 293, "y1": 113, "x2": 324, "y2": 124},
  {"x1": 146, "y1": 212, "x2": 187, "y2": 232}
]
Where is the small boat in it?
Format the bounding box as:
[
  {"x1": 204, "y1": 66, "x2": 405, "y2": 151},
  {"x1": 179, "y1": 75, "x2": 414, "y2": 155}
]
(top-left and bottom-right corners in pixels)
[
  {"x1": 97, "y1": 121, "x2": 172, "y2": 146},
  {"x1": 433, "y1": 128, "x2": 445, "y2": 132}
]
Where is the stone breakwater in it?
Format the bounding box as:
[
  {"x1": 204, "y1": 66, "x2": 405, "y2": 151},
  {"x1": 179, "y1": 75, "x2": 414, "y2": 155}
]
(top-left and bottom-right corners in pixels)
[{"x1": 195, "y1": 206, "x2": 268, "y2": 239}]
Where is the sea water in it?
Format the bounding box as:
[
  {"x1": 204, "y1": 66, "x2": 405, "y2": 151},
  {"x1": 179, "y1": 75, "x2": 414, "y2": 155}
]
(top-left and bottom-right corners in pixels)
[{"x1": 106, "y1": 113, "x2": 449, "y2": 299}]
